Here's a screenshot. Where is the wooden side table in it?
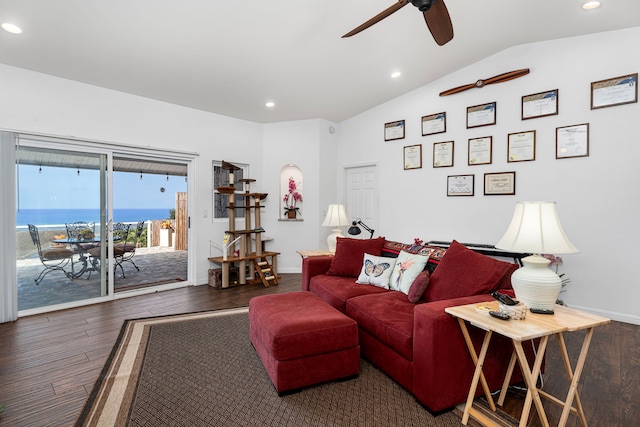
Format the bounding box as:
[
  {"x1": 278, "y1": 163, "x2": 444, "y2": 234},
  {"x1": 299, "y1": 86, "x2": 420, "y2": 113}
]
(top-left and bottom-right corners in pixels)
[
  {"x1": 445, "y1": 302, "x2": 610, "y2": 427},
  {"x1": 296, "y1": 250, "x2": 333, "y2": 258}
]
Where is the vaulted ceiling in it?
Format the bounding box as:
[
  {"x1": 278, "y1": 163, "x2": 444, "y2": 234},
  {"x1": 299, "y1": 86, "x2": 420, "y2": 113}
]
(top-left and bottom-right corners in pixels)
[{"x1": 1, "y1": 1, "x2": 638, "y2": 123}]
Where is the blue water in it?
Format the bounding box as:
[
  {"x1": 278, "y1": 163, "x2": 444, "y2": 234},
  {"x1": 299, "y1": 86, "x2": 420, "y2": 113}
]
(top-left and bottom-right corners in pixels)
[{"x1": 16, "y1": 208, "x2": 173, "y2": 227}]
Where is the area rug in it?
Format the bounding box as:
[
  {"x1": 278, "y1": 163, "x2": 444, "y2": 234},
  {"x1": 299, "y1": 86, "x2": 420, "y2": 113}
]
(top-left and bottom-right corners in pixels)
[{"x1": 75, "y1": 307, "x2": 462, "y2": 426}]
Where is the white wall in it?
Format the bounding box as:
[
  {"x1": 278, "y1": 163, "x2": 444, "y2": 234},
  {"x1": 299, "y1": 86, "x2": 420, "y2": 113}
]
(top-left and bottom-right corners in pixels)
[
  {"x1": 262, "y1": 119, "x2": 338, "y2": 272},
  {"x1": 337, "y1": 27, "x2": 640, "y2": 324},
  {"x1": 0, "y1": 63, "x2": 264, "y2": 287}
]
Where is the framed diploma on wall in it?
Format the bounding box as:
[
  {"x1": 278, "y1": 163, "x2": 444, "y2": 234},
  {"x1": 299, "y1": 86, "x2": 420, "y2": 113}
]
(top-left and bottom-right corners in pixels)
[
  {"x1": 484, "y1": 171, "x2": 516, "y2": 196},
  {"x1": 467, "y1": 102, "x2": 496, "y2": 128},
  {"x1": 522, "y1": 89, "x2": 558, "y2": 120},
  {"x1": 385, "y1": 120, "x2": 405, "y2": 141},
  {"x1": 556, "y1": 123, "x2": 589, "y2": 159},
  {"x1": 421, "y1": 112, "x2": 446, "y2": 136},
  {"x1": 468, "y1": 136, "x2": 492, "y2": 165},
  {"x1": 433, "y1": 141, "x2": 454, "y2": 168},
  {"x1": 507, "y1": 130, "x2": 536, "y2": 162},
  {"x1": 447, "y1": 175, "x2": 474, "y2": 197},
  {"x1": 591, "y1": 73, "x2": 638, "y2": 110},
  {"x1": 403, "y1": 144, "x2": 422, "y2": 170}
]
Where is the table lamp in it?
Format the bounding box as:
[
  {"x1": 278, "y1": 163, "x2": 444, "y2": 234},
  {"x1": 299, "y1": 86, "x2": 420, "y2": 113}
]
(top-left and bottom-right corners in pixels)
[
  {"x1": 495, "y1": 201, "x2": 579, "y2": 310},
  {"x1": 322, "y1": 204, "x2": 350, "y2": 253},
  {"x1": 347, "y1": 219, "x2": 375, "y2": 239}
]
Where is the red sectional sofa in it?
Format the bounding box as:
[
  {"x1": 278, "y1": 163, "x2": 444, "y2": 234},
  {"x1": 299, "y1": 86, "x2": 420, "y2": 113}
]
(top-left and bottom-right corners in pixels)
[{"x1": 302, "y1": 237, "x2": 534, "y2": 413}]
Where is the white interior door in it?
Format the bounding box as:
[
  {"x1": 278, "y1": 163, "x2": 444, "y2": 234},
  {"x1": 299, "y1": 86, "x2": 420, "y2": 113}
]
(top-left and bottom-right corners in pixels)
[{"x1": 345, "y1": 164, "x2": 378, "y2": 239}]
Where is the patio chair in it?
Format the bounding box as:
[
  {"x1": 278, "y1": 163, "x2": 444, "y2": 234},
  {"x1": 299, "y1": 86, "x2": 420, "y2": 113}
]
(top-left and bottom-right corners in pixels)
[
  {"x1": 116, "y1": 221, "x2": 144, "y2": 271},
  {"x1": 28, "y1": 224, "x2": 75, "y2": 285},
  {"x1": 87, "y1": 222, "x2": 131, "y2": 278}
]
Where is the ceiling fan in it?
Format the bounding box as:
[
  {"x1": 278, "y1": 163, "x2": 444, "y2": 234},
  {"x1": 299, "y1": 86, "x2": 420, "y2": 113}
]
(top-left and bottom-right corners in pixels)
[
  {"x1": 439, "y1": 69, "x2": 531, "y2": 96},
  {"x1": 342, "y1": 0, "x2": 454, "y2": 46}
]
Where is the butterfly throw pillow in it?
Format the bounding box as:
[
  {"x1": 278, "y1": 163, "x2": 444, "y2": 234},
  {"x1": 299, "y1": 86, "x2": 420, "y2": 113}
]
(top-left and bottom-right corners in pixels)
[{"x1": 356, "y1": 253, "x2": 397, "y2": 289}]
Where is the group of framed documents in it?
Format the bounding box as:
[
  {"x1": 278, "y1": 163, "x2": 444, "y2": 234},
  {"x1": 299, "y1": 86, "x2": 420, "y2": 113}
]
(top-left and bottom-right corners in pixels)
[{"x1": 392, "y1": 72, "x2": 637, "y2": 195}]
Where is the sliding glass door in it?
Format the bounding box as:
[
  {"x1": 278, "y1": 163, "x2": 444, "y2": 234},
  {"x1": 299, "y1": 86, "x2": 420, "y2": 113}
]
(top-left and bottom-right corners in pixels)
[{"x1": 16, "y1": 144, "x2": 109, "y2": 311}]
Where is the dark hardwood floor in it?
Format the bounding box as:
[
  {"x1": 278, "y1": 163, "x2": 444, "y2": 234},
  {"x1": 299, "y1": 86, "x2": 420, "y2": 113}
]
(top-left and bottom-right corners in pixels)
[{"x1": 0, "y1": 274, "x2": 637, "y2": 426}]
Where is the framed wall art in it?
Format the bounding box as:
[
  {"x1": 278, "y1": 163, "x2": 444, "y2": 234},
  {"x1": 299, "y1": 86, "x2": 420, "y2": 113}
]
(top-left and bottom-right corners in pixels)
[
  {"x1": 591, "y1": 73, "x2": 638, "y2": 109},
  {"x1": 467, "y1": 102, "x2": 496, "y2": 128},
  {"x1": 522, "y1": 89, "x2": 558, "y2": 120},
  {"x1": 468, "y1": 136, "x2": 492, "y2": 165},
  {"x1": 556, "y1": 123, "x2": 589, "y2": 159},
  {"x1": 447, "y1": 175, "x2": 474, "y2": 197},
  {"x1": 508, "y1": 130, "x2": 536, "y2": 162},
  {"x1": 433, "y1": 141, "x2": 454, "y2": 168},
  {"x1": 421, "y1": 112, "x2": 446, "y2": 136},
  {"x1": 384, "y1": 120, "x2": 405, "y2": 141},
  {"x1": 484, "y1": 171, "x2": 516, "y2": 196},
  {"x1": 403, "y1": 144, "x2": 422, "y2": 170}
]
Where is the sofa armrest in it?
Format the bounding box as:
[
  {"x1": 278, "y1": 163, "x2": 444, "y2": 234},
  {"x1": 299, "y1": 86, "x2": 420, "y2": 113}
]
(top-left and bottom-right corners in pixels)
[
  {"x1": 301, "y1": 256, "x2": 333, "y2": 291},
  {"x1": 412, "y1": 294, "x2": 516, "y2": 412}
]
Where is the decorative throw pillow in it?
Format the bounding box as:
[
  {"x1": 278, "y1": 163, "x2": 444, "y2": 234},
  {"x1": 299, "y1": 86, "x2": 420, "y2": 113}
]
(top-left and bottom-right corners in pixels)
[
  {"x1": 425, "y1": 240, "x2": 519, "y2": 302},
  {"x1": 407, "y1": 270, "x2": 430, "y2": 303},
  {"x1": 389, "y1": 250, "x2": 429, "y2": 294},
  {"x1": 326, "y1": 237, "x2": 386, "y2": 278},
  {"x1": 356, "y1": 253, "x2": 396, "y2": 289}
]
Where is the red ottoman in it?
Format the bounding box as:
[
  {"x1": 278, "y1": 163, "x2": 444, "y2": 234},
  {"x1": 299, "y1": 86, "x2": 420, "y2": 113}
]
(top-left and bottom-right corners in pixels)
[{"x1": 249, "y1": 291, "x2": 360, "y2": 394}]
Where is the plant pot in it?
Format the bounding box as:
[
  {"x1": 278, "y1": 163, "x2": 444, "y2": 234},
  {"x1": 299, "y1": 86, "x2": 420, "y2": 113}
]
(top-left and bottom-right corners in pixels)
[
  {"x1": 160, "y1": 228, "x2": 174, "y2": 247},
  {"x1": 287, "y1": 210, "x2": 297, "y2": 219}
]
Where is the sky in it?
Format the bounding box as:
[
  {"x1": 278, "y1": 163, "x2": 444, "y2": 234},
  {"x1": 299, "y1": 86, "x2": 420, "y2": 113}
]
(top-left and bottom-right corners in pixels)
[{"x1": 17, "y1": 165, "x2": 187, "y2": 210}]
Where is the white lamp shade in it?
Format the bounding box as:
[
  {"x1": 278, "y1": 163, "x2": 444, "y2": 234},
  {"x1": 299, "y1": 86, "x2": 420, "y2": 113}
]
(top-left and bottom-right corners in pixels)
[
  {"x1": 322, "y1": 204, "x2": 350, "y2": 252},
  {"x1": 495, "y1": 201, "x2": 579, "y2": 254},
  {"x1": 322, "y1": 204, "x2": 350, "y2": 227}
]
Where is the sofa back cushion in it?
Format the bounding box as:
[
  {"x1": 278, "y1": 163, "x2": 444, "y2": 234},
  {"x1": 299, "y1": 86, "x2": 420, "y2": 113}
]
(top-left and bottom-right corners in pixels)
[
  {"x1": 326, "y1": 236, "x2": 386, "y2": 278},
  {"x1": 381, "y1": 240, "x2": 446, "y2": 273},
  {"x1": 425, "y1": 240, "x2": 519, "y2": 302}
]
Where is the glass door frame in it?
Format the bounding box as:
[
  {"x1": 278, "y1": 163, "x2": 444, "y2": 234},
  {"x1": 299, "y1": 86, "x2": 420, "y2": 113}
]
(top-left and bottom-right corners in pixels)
[{"x1": 15, "y1": 135, "x2": 196, "y2": 317}]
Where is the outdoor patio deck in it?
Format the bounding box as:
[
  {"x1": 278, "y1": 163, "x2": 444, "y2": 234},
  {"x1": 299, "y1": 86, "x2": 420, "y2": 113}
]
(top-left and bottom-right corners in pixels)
[{"x1": 17, "y1": 246, "x2": 188, "y2": 311}]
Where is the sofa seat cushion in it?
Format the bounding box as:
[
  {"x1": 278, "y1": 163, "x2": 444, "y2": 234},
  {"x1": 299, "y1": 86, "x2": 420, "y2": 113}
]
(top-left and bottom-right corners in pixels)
[
  {"x1": 249, "y1": 292, "x2": 359, "y2": 361},
  {"x1": 346, "y1": 291, "x2": 415, "y2": 360},
  {"x1": 310, "y1": 275, "x2": 389, "y2": 312}
]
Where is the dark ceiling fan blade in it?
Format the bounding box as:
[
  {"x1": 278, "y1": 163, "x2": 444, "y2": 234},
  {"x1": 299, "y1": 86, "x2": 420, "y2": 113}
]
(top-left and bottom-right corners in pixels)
[
  {"x1": 423, "y1": 0, "x2": 453, "y2": 46},
  {"x1": 483, "y1": 68, "x2": 530, "y2": 85},
  {"x1": 342, "y1": 0, "x2": 409, "y2": 38},
  {"x1": 439, "y1": 68, "x2": 531, "y2": 96}
]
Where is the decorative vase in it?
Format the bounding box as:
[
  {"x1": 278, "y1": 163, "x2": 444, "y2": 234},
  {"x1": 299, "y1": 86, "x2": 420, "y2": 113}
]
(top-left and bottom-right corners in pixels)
[
  {"x1": 510, "y1": 255, "x2": 561, "y2": 310},
  {"x1": 287, "y1": 210, "x2": 297, "y2": 219}
]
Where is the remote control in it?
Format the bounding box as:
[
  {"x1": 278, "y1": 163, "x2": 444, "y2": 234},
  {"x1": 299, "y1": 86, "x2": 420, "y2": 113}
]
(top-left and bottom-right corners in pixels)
[
  {"x1": 489, "y1": 311, "x2": 510, "y2": 320},
  {"x1": 491, "y1": 291, "x2": 519, "y2": 306},
  {"x1": 530, "y1": 308, "x2": 554, "y2": 315}
]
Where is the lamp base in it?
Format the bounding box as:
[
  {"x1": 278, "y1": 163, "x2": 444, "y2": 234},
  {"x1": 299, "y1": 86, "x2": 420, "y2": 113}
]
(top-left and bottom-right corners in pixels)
[
  {"x1": 327, "y1": 228, "x2": 344, "y2": 253},
  {"x1": 511, "y1": 255, "x2": 561, "y2": 311}
]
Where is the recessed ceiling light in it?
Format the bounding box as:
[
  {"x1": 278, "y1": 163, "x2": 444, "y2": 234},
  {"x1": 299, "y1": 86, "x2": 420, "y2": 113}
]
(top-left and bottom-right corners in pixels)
[
  {"x1": 582, "y1": 1, "x2": 601, "y2": 10},
  {"x1": 391, "y1": 71, "x2": 402, "y2": 79},
  {"x1": 2, "y1": 23, "x2": 22, "y2": 34},
  {"x1": 265, "y1": 101, "x2": 275, "y2": 108}
]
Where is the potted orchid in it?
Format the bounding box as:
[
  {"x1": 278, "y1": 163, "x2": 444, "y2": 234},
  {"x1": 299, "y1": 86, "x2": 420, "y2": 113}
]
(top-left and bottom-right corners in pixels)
[{"x1": 283, "y1": 177, "x2": 303, "y2": 219}]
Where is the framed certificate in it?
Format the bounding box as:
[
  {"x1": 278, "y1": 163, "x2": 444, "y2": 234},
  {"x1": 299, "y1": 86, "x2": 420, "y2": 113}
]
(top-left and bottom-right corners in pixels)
[
  {"x1": 433, "y1": 141, "x2": 454, "y2": 168},
  {"x1": 467, "y1": 102, "x2": 496, "y2": 128},
  {"x1": 556, "y1": 123, "x2": 589, "y2": 159},
  {"x1": 421, "y1": 112, "x2": 446, "y2": 136},
  {"x1": 468, "y1": 136, "x2": 492, "y2": 165},
  {"x1": 484, "y1": 172, "x2": 516, "y2": 196},
  {"x1": 591, "y1": 73, "x2": 638, "y2": 110},
  {"x1": 403, "y1": 144, "x2": 422, "y2": 170},
  {"x1": 385, "y1": 120, "x2": 405, "y2": 141},
  {"x1": 508, "y1": 130, "x2": 536, "y2": 162},
  {"x1": 522, "y1": 89, "x2": 558, "y2": 120},
  {"x1": 447, "y1": 175, "x2": 474, "y2": 197}
]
